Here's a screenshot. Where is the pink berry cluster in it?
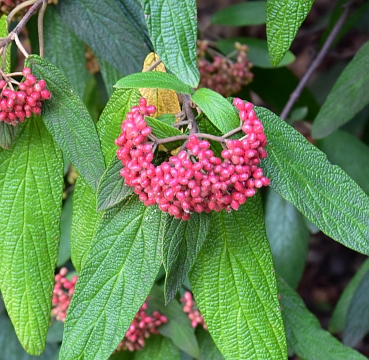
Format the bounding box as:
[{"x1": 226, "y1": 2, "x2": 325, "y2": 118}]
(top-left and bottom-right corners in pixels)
[
  {"x1": 0, "y1": 68, "x2": 50, "y2": 126},
  {"x1": 197, "y1": 40, "x2": 253, "y2": 97},
  {"x1": 116, "y1": 97, "x2": 269, "y2": 221},
  {"x1": 51, "y1": 267, "x2": 77, "y2": 322},
  {"x1": 115, "y1": 302, "x2": 167, "y2": 352},
  {"x1": 181, "y1": 291, "x2": 207, "y2": 330}
]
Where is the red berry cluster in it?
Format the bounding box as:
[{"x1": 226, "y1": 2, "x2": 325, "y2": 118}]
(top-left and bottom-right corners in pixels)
[
  {"x1": 116, "y1": 97, "x2": 269, "y2": 221},
  {"x1": 0, "y1": 68, "x2": 50, "y2": 126},
  {"x1": 52, "y1": 267, "x2": 77, "y2": 322},
  {"x1": 116, "y1": 302, "x2": 167, "y2": 352},
  {"x1": 197, "y1": 40, "x2": 253, "y2": 97},
  {"x1": 181, "y1": 291, "x2": 207, "y2": 330}
]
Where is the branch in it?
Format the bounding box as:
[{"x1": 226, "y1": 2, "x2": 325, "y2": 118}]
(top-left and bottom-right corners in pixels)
[{"x1": 280, "y1": 0, "x2": 356, "y2": 120}]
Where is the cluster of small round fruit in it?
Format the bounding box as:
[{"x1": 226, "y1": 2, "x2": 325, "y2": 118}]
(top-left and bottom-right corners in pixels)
[
  {"x1": 0, "y1": 67, "x2": 50, "y2": 126},
  {"x1": 115, "y1": 97, "x2": 269, "y2": 220},
  {"x1": 197, "y1": 40, "x2": 253, "y2": 97},
  {"x1": 180, "y1": 291, "x2": 207, "y2": 330},
  {"x1": 0, "y1": 0, "x2": 58, "y2": 16}
]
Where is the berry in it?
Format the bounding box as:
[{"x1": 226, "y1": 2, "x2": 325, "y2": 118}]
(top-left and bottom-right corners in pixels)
[{"x1": 180, "y1": 291, "x2": 207, "y2": 330}]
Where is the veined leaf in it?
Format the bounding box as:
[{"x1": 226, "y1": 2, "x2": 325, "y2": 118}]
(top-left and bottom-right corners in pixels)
[
  {"x1": 57, "y1": 0, "x2": 149, "y2": 77},
  {"x1": 191, "y1": 88, "x2": 239, "y2": 134},
  {"x1": 0, "y1": 15, "x2": 10, "y2": 73},
  {"x1": 266, "y1": 0, "x2": 313, "y2": 66},
  {"x1": 163, "y1": 213, "x2": 211, "y2": 303},
  {"x1": 312, "y1": 41, "x2": 369, "y2": 139},
  {"x1": 257, "y1": 106, "x2": 369, "y2": 255},
  {"x1": 60, "y1": 197, "x2": 166, "y2": 359},
  {"x1": 44, "y1": 5, "x2": 87, "y2": 99},
  {"x1": 98, "y1": 57, "x2": 123, "y2": 97},
  {"x1": 115, "y1": 72, "x2": 194, "y2": 94},
  {"x1": 264, "y1": 188, "x2": 309, "y2": 289},
  {"x1": 189, "y1": 194, "x2": 287, "y2": 359},
  {"x1": 279, "y1": 277, "x2": 366, "y2": 360},
  {"x1": 0, "y1": 116, "x2": 63, "y2": 354},
  {"x1": 211, "y1": 2, "x2": 266, "y2": 26},
  {"x1": 134, "y1": 336, "x2": 180, "y2": 360},
  {"x1": 26, "y1": 55, "x2": 105, "y2": 191},
  {"x1": 141, "y1": 0, "x2": 199, "y2": 87}
]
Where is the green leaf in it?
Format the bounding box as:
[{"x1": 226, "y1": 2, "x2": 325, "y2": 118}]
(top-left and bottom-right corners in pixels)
[
  {"x1": 115, "y1": 72, "x2": 194, "y2": 94},
  {"x1": 312, "y1": 41, "x2": 369, "y2": 139},
  {"x1": 278, "y1": 277, "x2": 366, "y2": 360},
  {"x1": 26, "y1": 55, "x2": 105, "y2": 191},
  {"x1": 0, "y1": 116, "x2": 63, "y2": 355},
  {"x1": 330, "y1": 259, "x2": 369, "y2": 333},
  {"x1": 57, "y1": 0, "x2": 149, "y2": 77},
  {"x1": 145, "y1": 116, "x2": 184, "y2": 151},
  {"x1": 134, "y1": 335, "x2": 180, "y2": 360},
  {"x1": 0, "y1": 122, "x2": 23, "y2": 150},
  {"x1": 99, "y1": 58, "x2": 123, "y2": 97},
  {"x1": 211, "y1": 2, "x2": 266, "y2": 26},
  {"x1": 148, "y1": 285, "x2": 200, "y2": 358},
  {"x1": 196, "y1": 327, "x2": 224, "y2": 360},
  {"x1": 317, "y1": 131, "x2": 369, "y2": 195},
  {"x1": 264, "y1": 188, "x2": 309, "y2": 289},
  {"x1": 141, "y1": 0, "x2": 199, "y2": 87},
  {"x1": 44, "y1": 5, "x2": 87, "y2": 100},
  {"x1": 0, "y1": 15, "x2": 11, "y2": 73},
  {"x1": 97, "y1": 156, "x2": 133, "y2": 211},
  {"x1": 191, "y1": 88, "x2": 239, "y2": 133},
  {"x1": 60, "y1": 198, "x2": 166, "y2": 359},
  {"x1": 266, "y1": 0, "x2": 313, "y2": 66},
  {"x1": 163, "y1": 213, "x2": 211, "y2": 303},
  {"x1": 0, "y1": 313, "x2": 60, "y2": 360},
  {"x1": 157, "y1": 113, "x2": 176, "y2": 126},
  {"x1": 343, "y1": 269, "x2": 369, "y2": 346},
  {"x1": 189, "y1": 195, "x2": 287, "y2": 359},
  {"x1": 217, "y1": 37, "x2": 295, "y2": 68},
  {"x1": 57, "y1": 192, "x2": 73, "y2": 267},
  {"x1": 257, "y1": 106, "x2": 369, "y2": 255}
]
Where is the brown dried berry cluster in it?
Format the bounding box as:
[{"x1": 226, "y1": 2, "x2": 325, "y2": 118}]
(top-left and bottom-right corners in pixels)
[
  {"x1": 0, "y1": 67, "x2": 50, "y2": 126},
  {"x1": 115, "y1": 97, "x2": 269, "y2": 221},
  {"x1": 197, "y1": 40, "x2": 253, "y2": 97}
]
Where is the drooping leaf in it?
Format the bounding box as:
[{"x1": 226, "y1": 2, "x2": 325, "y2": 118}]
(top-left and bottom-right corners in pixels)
[
  {"x1": 57, "y1": 0, "x2": 149, "y2": 77},
  {"x1": 191, "y1": 88, "x2": 239, "y2": 134},
  {"x1": 196, "y1": 327, "x2": 224, "y2": 360},
  {"x1": 189, "y1": 195, "x2": 287, "y2": 359},
  {"x1": 57, "y1": 192, "x2": 73, "y2": 267},
  {"x1": 330, "y1": 259, "x2": 369, "y2": 334},
  {"x1": 115, "y1": 72, "x2": 194, "y2": 94},
  {"x1": 211, "y1": 2, "x2": 266, "y2": 26},
  {"x1": 264, "y1": 188, "x2": 309, "y2": 289},
  {"x1": 0, "y1": 116, "x2": 63, "y2": 355},
  {"x1": 26, "y1": 55, "x2": 105, "y2": 191},
  {"x1": 312, "y1": 41, "x2": 369, "y2": 138},
  {"x1": 147, "y1": 285, "x2": 199, "y2": 358},
  {"x1": 0, "y1": 313, "x2": 60, "y2": 360},
  {"x1": 60, "y1": 198, "x2": 166, "y2": 360},
  {"x1": 217, "y1": 37, "x2": 295, "y2": 69},
  {"x1": 266, "y1": 0, "x2": 313, "y2": 66},
  {"x1": 257, "y1": 106, "x2": 369, "y2": 255},
  {"x1": 44, "y1": 5, "x2": 87, "y2": 99},
  {"x1": 163, "y1": 213, "x2": 211, "y2": 303},
  {"x1": 134, "y1": 335, "x2": 180, "y2": 360},
  {"x1": 97, "y1": 156, "x2": 133, "y2": 211},
  {"x1": 278, "y1": 277, "x2": 366, "y2": 360}
]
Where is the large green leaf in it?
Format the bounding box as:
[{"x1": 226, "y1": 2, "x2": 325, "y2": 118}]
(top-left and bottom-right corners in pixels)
[
  {"x1": 115, "y1": 72, "x2": 194, "y2": 94},
  {"x1": 163, "y1": 213, "x2": 211, "y2": 303},
  {"x1": 330, "y1": 259, "x2": 369, "y2": 333},
  {"x1": 312, "y1": 41, "x2": 369, "y2": 138},
  {"x1": 134, "y1": 335, "x2": 180, "y2": 360},
  {"x1": 26, "y1": 55, "x2": 105, "y2": 191},
  {"x1": 264, "y1": 188, "x2": 309, "y2": 289},
  {"x1": 44, "y1": 5, "x2": 87, "y2": 99},
  {"x1": 317, "y1": 131, "x2": 369, "y2": 195},
  {"x1": 266, "y1": 0, "x2": 314, "y2": 66},
  {"x1": 191, "y1": 88, "x2": 239, "y2": 134},
  {"x1": 57, "y1": 0, "x2": 149, "y2": 77},
  {"x1": 278, "y1": 277, "x2": 366, "y2": 360},
  {"x1": 0, "y1": 117, "x2": 63, "y2": 354},
  {"x1": 211, "y1": 2, "x2": 266, "y2": 26},
  {"x1": 189, "y1": 195, "x2": 287, "y2": 359},
  {"x1": 99, "y1": 58, "x2": 123, "y2": 97},
  {"x1": 141, "y1": 0, "x2": 199, "y2": 87},
  {"x1": 57, "y1": 192, "x2": 73, "y2": 267},
  {"x1": 60, "y1": 198, "x2": 166, "y2": 359},
  {"x1": 257, "y1": 106, "x2": 369, "y2": 255}
]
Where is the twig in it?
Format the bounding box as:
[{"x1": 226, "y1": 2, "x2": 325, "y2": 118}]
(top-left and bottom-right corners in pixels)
[
  {"x1": 38, "y1": 0, "x2": 48, "y2": 58},
  {"x1": 7, "y1": 0, "x2": 37, "y2": 25},
  {"x1": 143, "y1": 58, "x2": 162, "y2": 72},
  {"x1": 14, "y1": 34, "x2": 29, "y2": 58},
  {"x1": 280, "y1": 0, "x2": 356, "y2": 120}
]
